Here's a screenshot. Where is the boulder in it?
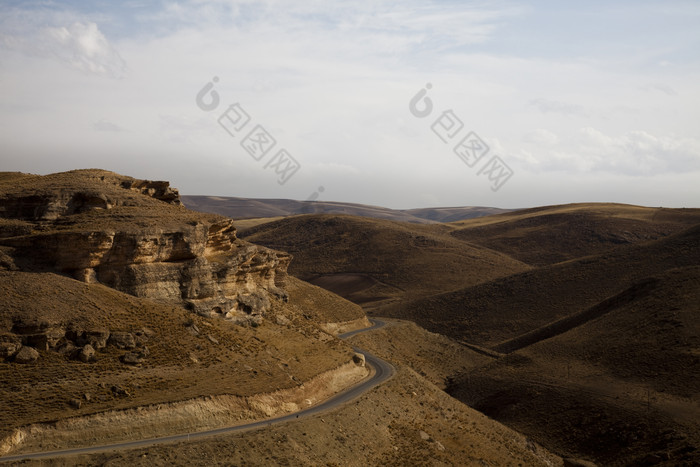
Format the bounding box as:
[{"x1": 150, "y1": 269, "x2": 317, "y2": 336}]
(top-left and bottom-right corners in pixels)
[
  {"x1": 0, "y1": 341, "x2": 20, "y2": 359},
  {"x1": 121, "y1": 352, "x2": 144, "y2": 365},
  {"x1": 235, "y1": 293, "x2": 271, "y2": 316},
  {"x1": 0, "y1": 334, "x2": 21, "y2": 359},
  {"x1": 133, "y1": 328, "x2": 153, "y2": 346},
  {"x1": 14, "y1": 346, "x2": 39, "y2": 364},
  {"x1": 275, "y1": 314, "x2": 291, "y2": 326},
  {"x1": 46, "y1": 327, "x2": 68, "y2": 348},
  {"x1": 67, "y1": 327, "x2": 108, "y2": 348},
  {"x1": 111, "y1": 385, "x2": 130, "y2": 397},
  {"x1": 0, "y1": 248, "x2": 18, "y2": 270},
  {"x1": 84, "y1": 329, "x2": 110, "y2": 349},
  {"x1": 78, "y1": 344, "x2": 96, "y2": 363},
  {"x1": 69, "y1": 398, "x2": 82, "y2": 409},
  {"x1": 13, "y1": 323, "x2": 65, "y2": 350},
  {"x1": 108, "y1": 332, "x2": 136, "y2": 349},
  {"x1": 56, "y1": 341, "x2": 77, "y2": 356},
  {"x1": 206, "y1": 334, "x2": 219, "y2": 345}
]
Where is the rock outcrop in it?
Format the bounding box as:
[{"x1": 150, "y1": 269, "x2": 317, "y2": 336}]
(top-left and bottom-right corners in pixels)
[
  {"x1": 13, "y1": 346, "x2": 39, "y2": 364},
  {"x1": 78, "y1": 345, "x2": 96, "y2": 363},
  {"x1": 0, "y1": 170, "x2": 291, "y2": 324},
  {"x1": 0, "y1": 318, "x2": 154, "y2": 364},
  {"x1": 0, "y1": 170, "x2": 182, "y2": 222}
]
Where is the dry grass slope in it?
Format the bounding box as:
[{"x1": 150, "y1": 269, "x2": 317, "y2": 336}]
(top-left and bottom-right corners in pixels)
[
  {"x1": 384, "y1": 223, "x2": 700, "y2": 348},
  {"x1": 181, "y1": 194, "x2": 511, "y2": 224},
  {"x1": 243, "y1": 214, "x2": 531, "y2": 310},
  {"x1": 449, "y1": 265, "x2": 700, "y2": 465},
  {"x1": 449, "y1": 203, "x2": 700, "y2": 266},
  {"x1": 0, "y1": 270, "x2": 359, "y2": 441}
]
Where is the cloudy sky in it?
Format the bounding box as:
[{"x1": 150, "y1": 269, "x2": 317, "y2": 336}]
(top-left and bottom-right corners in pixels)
[{"x1": 1, "y1": 0, "x2": 699, "y2": 209}]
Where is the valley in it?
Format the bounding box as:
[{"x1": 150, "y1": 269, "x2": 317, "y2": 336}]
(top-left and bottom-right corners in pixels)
[
  {"x1": 1, "y1": 170, "x2": 565, "y2": 466},
  {"x1": 1, "y1": 171, "x2": 697, "y2": 465}
]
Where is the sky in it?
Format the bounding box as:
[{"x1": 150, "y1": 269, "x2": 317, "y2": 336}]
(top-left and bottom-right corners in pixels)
[{"x1": 1, "y1": 0, "x2": 699, "y2": 209}]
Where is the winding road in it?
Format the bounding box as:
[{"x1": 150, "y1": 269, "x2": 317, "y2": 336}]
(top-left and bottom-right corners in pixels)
[{"x1": 0, "y1": 319, "x2": 394, "y2": 463}]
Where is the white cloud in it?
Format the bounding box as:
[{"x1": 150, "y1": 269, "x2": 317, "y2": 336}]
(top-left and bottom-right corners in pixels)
[
  {"x1": 643, "y1": 83, "x2": 678, "y2": 96},
  {"x1": 1, "y1": 19, "x2": 126, "y2": 78},
  {"x1": 515, "y1": 127, "x2": 700, "y2": 175},
  {"x1": 93, "y1": 119, "x2": 125, "y2": 132},
  {"x1": 529, "y1": 98, "x2": 587, "y2": 117},
  {"x1": 523, "y1": 129, "x2": 559, "y2": 146}
]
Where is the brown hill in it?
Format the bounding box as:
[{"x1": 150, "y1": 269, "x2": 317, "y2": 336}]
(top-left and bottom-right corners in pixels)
[
  {"x1": 0, "y1": 170, "x2": 561, "y2": 465},
  {"x1": 448, "y1": 265, "x2": 700, "y2": 465},
  {"x1": 406, "y1": 205, "x2": 511, "y2": 223},
  {"x1": 0, "y1": 170, "x2": 367, "y2": 447},
  {"x1": 449, "y1": 203, "x2": 700, "y2": 266},
  {"x1": 181, "y1": 195, "x2": 511, "y2": 224},
  {"x1": 0, "y1": 169, "x2": 292, "y2": 321},
  {"x1": 383, "y1": 222, "x2": 700, "y2": 348},
  {"x1": 0, "y1": 269, "x2": 365, "y2": 444},
  {"x1": 242, "y1": 214, "x2": 531, "y2": 310},
  {"x1": 237, "y1": 202, "x2": 699, "y2": 465}
]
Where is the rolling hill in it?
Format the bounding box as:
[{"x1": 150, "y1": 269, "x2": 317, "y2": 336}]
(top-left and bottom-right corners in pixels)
[
  {"x1": 448, "y1": 265, "x2": 700, "y2": 465},
  {"x1": 0, "y1": 170, "x2": 561, "y2": 465},
  {"x1": 449, "y1": 203, "x2": 700, "y2": 266},
  {"x1": 181, "y1": 195, "x2": 510, "y2": 224},
  {"x1": 382, "y1": 222, "x2": 700, "y2": 348},
  {"x1": 242, "y1": 202, "x2": 700, "y2": 465},
  {"x1": 242, "y1": 214, "x2": 531, "y2": 310}
]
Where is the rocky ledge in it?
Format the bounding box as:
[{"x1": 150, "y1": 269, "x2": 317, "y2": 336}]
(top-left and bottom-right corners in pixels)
[{"x1": 0, "y1": 169, "x2": 291, "y2": 325}]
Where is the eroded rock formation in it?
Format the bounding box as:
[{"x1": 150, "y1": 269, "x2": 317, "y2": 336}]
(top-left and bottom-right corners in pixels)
[{"x1": 0, "y1": 169, "x2": 291, "y2": 325}]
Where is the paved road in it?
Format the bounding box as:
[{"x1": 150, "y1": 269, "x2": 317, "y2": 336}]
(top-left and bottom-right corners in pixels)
[{"x1": 0, "y1": 319, "x2": 394, "y2": 462}]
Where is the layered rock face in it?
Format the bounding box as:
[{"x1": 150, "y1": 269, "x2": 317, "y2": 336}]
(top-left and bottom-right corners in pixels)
[
  {"x1": 0, "y1": 171, "x2": 182, "y2": 222},
  {"x1": 0, "y1": 170, "x2": 290, "y2": 324}
]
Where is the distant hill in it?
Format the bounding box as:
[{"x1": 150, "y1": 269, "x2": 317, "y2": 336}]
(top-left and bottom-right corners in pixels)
[
  {"x1": 383, "y1": 222, "x2": 700, "y2": 348},
  {"x1": 181, "y1": 195, "x2": 511, "y2": 224},
  {"x1": 233, "y1": 201, "x2": 700, "y2": 465},
  {"x1": 242, "y1": 214, "x2": 530, "y2": 311},
  {"x1": 449, "y1": 202, "x2": 700, "y2": 266}
]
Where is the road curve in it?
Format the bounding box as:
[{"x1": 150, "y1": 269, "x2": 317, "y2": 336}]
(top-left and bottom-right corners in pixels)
[{"x1": 0, "y1": 319, "x2": 394, "y2": 463}]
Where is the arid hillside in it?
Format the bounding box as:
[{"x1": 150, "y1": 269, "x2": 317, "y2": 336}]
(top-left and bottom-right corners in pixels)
[
  {"x1": 0, "y1": 170, "x2": 563, "y2": 466},
  {"x1": 0, "y1": 169, "x2": 367, "y2": 449},
  {"x1": 181, "y1": 194, "x2": 510, "y2": 224},
  {"x1": 0, "y1": 270, "x2": 360, "y2": 442},
  {"x1": 449, "y1": 203, "x2": 700, "y2": 266},
  {"x1": 384, "y1": 222, "x2": 700, "y2": 348},
  {"x1": 241, "y1": 202, "x2": 700, "y2": 465},
  {"x1": 448, "y1": 265, "x2": 700, "y2": 465},
  {"x1": 242, "y1": 214, "x2": 530, "y2": 310}
]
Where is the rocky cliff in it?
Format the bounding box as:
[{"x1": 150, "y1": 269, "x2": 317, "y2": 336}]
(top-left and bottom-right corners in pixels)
[{"x1": 0, "y1": 169, "x2": 290, "y2": 324}]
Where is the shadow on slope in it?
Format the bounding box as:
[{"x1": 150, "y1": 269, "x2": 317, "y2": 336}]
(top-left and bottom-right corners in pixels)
[
  {"x1": 447, "y1": 266, "x2": 700, "y2": 466},
  {"x1": 383, "y1": 223, "x2": 700, "y2": 348},
  {"x1": 449, "y1": 203, "x2": 700, "y2": 266},
  {"x1": 242, "y1": 214, "x2": 530, "y2": 311}
]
